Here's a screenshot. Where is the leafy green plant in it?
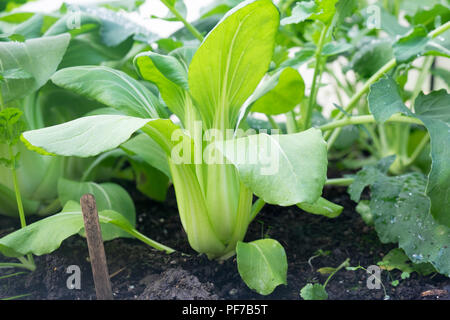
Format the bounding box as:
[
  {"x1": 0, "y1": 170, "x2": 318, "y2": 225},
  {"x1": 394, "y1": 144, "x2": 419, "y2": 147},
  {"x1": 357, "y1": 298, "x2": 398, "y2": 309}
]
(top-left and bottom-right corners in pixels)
[
  {"x1": 1, "y1": 0, "x2": 340, "y2": 295},
  {"x1": 0, "y1": 0, "x2": 449, "y2": 298}
]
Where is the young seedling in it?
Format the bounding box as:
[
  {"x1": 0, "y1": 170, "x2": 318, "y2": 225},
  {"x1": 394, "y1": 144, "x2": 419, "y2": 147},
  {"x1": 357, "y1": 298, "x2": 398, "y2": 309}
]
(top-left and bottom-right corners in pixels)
[{"x1": 300, "y1": 258, "x2": 350, "y2": 300}]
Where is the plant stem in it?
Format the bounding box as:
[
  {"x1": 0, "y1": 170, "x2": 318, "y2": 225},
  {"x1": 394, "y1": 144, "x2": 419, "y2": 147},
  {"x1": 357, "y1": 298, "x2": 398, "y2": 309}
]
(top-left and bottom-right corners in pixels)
[
  {"x1": 429, "y1": 20, "x2": 450, "y2": 38},
  {"x1": 250, "y1": 198, "x2": 266, "y2": 221},
  {"x1": 267, "y1": 115, "x2": 280, "y2": 130},
  {"x1": 0, "y1": 262, "x2": 34, "y2": 271},
  {"x1": 8, "y1": 146, "x2": 26, "y2": 229},
  {"x1": 325, "y1": 178, "x2": 354, "y2": 186},
  {"x1": 319, "y1": 114, "x2": 423, "y2": 132},
  {"x1": 411, "y1": 56, "x2": 434, "y2": 110},
  {"x1": 125, "y1": 228, "x2": 175, "y2": 254},
  {"x1": 323, "y1": 258, "x2": 350, "y2": 288},
  {"x1": 304, "y1": 23, "x2": 330, "y2": 130},
  {"x1": 403, "y1": 133, "x2": 430, "y2": 167},
  {"x1": 286, "y1": 110, "x2": 298, "y2": 133},
  {"x1": 0, "y1": 271, "x2": 27, "y2": 280},
  {"x1": 159, "y1": 0, "x2": 204, "y2": 42}
]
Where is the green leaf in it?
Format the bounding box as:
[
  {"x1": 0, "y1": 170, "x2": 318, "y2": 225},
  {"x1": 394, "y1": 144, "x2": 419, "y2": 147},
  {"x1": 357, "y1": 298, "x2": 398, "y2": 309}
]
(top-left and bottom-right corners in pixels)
[
  {"x1": 281, "y1": 0, "x2": 338, "y2": 25},
  {"x1": 348, "y1": 155, "x2": 395, "y2": 202},
  {"x1": 335, "y1": 0, "x2": 358, "y2": 24},
  {"x1": 51, "y1": 66, "x2": 163, "y2": 118},
  {"x1": 11, "y1": 13, "x2": 44, "y2": 39},
  {"x1": 368, "y1": 81, "x2": 449, "y2": 227},
  {"x1": 0, "y1": 201, "x2": 149, "y2": 258},
  {"x1": 350, "y1": 39, "x2": 394, "y2": 78},
  {"x1": 22, "y1": 114, "x2": 181, "y2": 159},
  {"x1": 393, "y1": 26, "x2": 429, "y2": 63},
  {"x1": 406, "y1": 4, "x2": 450, "y2": 31},
  {"x1": 300, "y1": 283, "x2": 328, "y2": 300},
  {"x1": 57, "y1": 178, "x2": 136, "y2": 240},
  {"x1": 413, "y1": 90, "x2": 450, "y2": 227},
  {"x1": 214, "y1": 128, "x2": 327, "y2": 206},
  {"x1": 322, "y1": 41, "x2": 353, "y2": 56},
  {"x1": 0, "y1": 183, "x2": 40, "y2": 218},
  {"x1": 355, "y1": 200, "x2": 373, "y2": 225},
  {"x1": 368, "y1": 76, "x2": 411, "y2": 123},
  {"x1": 0, "y1": 108, "x2": 25, "y2": 145},
  {"x1": 46, "y1": 5, "x2": 157, "y2": 46},
  {"x1": 350, "y1": 163, "x2": 450, "y2": 276},
  {"x1": 280, "y1": 0, "x2": 317, "y2": 25},
  {"x1": 297, "y1": 197, "x2": 343, "y2": 218},
  {"x1": 134, "y1": 52, "x2": 189, "y2": 122},
  {"x1": 121, "y1": 133, "x2": 171, "y2": 179},
  {"x1": 58, "y1": 33, "x2": 133, "y2": 68},
  {"x1": 236, "y1": 239, "x2": 287, "y2": 295},
  {"x1": 0, "y1": 34, "x2": 70, "y2": 103},
  {"x1": 188, "y1": 0, "x2": 279, "y2": 129},
  {"x1": 250, "y1": 67, "x2": 305, "y2": 115},
  {"x1": 21, "y1": 115, "x2": 149, "y2": 157},
  {"x1": 378, "y1": 248, "x2": 435, "y2": 276}
]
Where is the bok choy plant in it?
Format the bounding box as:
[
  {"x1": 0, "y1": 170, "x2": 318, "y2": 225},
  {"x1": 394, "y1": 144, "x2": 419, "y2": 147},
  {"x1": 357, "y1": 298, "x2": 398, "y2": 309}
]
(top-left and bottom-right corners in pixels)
[{"x1": 6, "y1": 0, "x2": 332, "y2": 294}]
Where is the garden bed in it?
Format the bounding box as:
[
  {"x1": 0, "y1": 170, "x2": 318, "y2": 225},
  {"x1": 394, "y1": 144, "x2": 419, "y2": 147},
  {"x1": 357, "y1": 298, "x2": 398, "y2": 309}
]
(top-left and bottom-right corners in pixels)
[{"x1": 1, "y1": 183, "x2": 448, "y2": 300}]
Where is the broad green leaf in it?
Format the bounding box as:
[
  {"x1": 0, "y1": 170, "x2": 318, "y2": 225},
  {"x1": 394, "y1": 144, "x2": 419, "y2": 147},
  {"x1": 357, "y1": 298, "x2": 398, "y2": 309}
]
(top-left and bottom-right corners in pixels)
[
  {"x1": 188, "y1": 0, "x2": 279, "y2": 129},
  {"x1": 58, "y1": 33, "x2": 133, "y2": 68},
  {"x1": 368, "y1": 77, "x2": 411, "y2": 123},
  {"x1": 21, "y1": 115, "x2": 181, "y2": 158},
  {"x1": 322, "y1": 41, "x2": 353, "y2": 56},
  {"x1": 214, "y1": 128, "x2": 327, "y2": 206},
  {"x1": 348, "y1": 155, "x2": 395, "y2": 202},
  {"x1": 350, "y1": 39, "x2": 393, "y2": 78},
  {"x1": 47, "y1": 5, "x2": 157, "y2": 46},
  {"x1": 413, "y1": 90, "x2": 450, "y2": 227},
  {"x1": 281, "y1": 0, "x2": 338, "y2": 25},
  {"x1": 297, "y1": 197, "x2": 343, "y2": 218},
  {"x1": 134, "y1": 52, "x2": 189, "y2": 122},
  {"x1": 0, "y1": 201, "x2": 165, "y2": 258},
  {"x1": 0, "y1": 183, "x2": 40, "y2": 217},
  {"x1": 332, "y1": 124, "x2": 359, "y2": 150},
  {"x1": 250, "y1": 67, "x2": 305, "y2": 115},
  {"x1": 236, "y1": 239, "x2": 287, "y2": 295},
  {"x1": 121, "y1": 133, "x2": 171, "y2": 179},
  {"x1": 426, "y1": 29, "x2": 450, "y2": 58},
  {"x1": 51, "y1": 66, "x2": 163, "y2": 118},
  {"x1": 393, "y1": 26, "x2": 429, "y2": 63},
  {"x1": 368, "y1": 81, "x2": 449, "y2": 226},
  {"x1": 280, "y1": 0, "x2": 317, "y2": 25},
  {"x1": 57, "y1": 178, "x2": 136, "y2": 240},
  {"x1": 377, "y1": 248, "x2": 435, "y2": 276},
  {"x1": 11, "y1": 13, "x2": 44, "y2": 39},
  {"x1": 349, "y1": 164, "x2": 450, "y2": 276},
  {"x1": 310, "y1": 0, "x2": 338, "y2": 24},
  {"x1": 406, "y1": 4, "x2": 450, "y2": 31},
  {"x1": 300, "y1": 283, "x2": 328, "y2": 300},
  {"x1": 0, "y1": 143, "x2": 64, "y2": 208},
  {"x1": 335, "y1": 0, "x2": 358, "y2": 24},
  {"x1": 0, "y1": 34, "x2": 70, "y2": 103}
]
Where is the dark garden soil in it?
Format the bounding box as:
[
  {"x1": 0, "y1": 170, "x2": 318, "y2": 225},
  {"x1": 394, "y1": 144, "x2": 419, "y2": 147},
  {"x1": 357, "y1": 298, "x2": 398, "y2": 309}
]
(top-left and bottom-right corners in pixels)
[{"x1": 1, "y1": 179, "x2": 449, "y2": 300}]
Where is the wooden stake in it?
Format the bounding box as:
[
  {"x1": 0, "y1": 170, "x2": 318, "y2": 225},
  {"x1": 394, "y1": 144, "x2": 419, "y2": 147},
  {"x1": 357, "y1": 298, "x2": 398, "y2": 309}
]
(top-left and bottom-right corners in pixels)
[{"x1": 80, "y1": 194, "x2": 113, "y2": 300}]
